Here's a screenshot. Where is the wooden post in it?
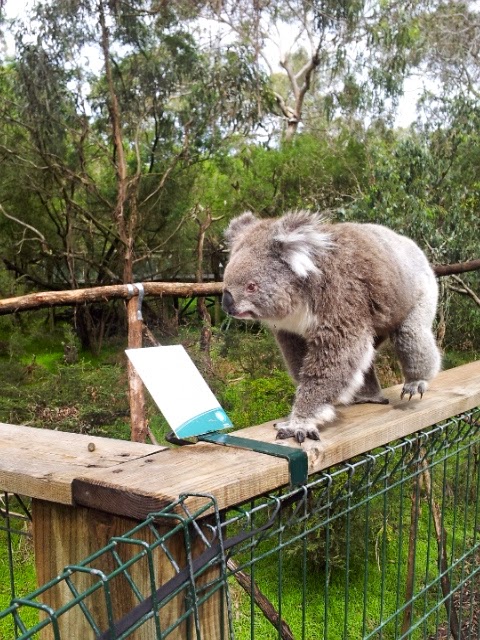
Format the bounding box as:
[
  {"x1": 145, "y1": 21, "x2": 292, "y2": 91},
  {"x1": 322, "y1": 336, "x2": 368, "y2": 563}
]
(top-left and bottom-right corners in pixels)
[
  {"x1": 33, "y1": 500, "x2": 189, "y2": 639},
  {"x1": 32, "y1": 501, "x2": 228, "y2": 639},
  {"x1": 127, "y1": 294, "x2": 147, "y2": 443}
]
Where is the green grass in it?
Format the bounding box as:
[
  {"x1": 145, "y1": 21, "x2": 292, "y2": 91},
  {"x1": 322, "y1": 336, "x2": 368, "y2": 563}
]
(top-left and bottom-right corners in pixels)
[
  {"x1": 230, "y1": 485, "x2": 478, "y2": 640},
  {"x1": 0, "y1": 518, "x2": 37, "y2": 637}
]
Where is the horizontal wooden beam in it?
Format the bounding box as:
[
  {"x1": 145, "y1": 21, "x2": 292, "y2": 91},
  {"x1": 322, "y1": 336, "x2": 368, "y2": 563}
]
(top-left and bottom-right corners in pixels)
[
  {"x1": 0, "y1": 424, "x2": 165, "y2": 504},
  {"x1": 0, "y1": 281, "x2": 223, "y2": 315},
  {"x1": 73, "y1": 360, "x2": 480, "y2": 519},
  {"x1": 2, "y1": 258, "x2": 480, "y2": 316},
  {"x1": 1, "y1": 361, "x2": 480, "y2": 517}
]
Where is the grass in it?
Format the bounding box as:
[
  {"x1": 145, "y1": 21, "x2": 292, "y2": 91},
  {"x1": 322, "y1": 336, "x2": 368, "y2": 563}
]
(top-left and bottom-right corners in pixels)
[{"x1": 0, "y1": 505, "x2": 37, "y2": 638}]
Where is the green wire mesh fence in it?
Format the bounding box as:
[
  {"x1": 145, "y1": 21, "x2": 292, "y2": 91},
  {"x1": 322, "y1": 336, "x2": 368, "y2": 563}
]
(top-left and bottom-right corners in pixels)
[{"x1": 1, "y1": 407, "x2": 479, "y2": 639}]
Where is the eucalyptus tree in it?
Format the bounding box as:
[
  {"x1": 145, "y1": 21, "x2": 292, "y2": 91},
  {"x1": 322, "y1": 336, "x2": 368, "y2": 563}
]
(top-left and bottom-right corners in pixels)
[
  {"x1": 0, "y1": 0, "x2": 267, "y2": 331},
  {"x1": 343, "y1": 95, "x2": 480, "y2": 348},
  {"x1": 200, "y1": 0, "x2": 480, "y2": 139},
  {"x1": 416, "y1": 1, "x2": 480, "y2": 100}
]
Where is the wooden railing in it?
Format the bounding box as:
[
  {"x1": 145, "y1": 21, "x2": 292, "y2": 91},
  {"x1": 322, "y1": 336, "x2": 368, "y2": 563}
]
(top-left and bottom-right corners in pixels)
[{"x1": 1, "y1": 360, "x2": 480, "y2": 638}]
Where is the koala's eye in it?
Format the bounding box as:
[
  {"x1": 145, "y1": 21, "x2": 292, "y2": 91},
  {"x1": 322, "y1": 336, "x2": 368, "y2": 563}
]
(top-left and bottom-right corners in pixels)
[{"x1": 246, "y1": 282, "x2": 258, "y2": 293}]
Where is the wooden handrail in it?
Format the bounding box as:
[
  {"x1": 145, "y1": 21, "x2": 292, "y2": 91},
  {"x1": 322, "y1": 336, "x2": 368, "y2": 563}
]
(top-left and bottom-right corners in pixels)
[
  {"x1": 1, "y1": 360, "x2": 479, "y2": 518},
  {"x1": 0, "y1": 281, "x2": 223, "y2": 315}
]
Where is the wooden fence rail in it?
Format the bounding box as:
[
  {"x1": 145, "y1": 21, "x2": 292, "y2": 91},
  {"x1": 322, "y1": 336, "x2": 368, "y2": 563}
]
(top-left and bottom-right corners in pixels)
[
  {"x1": 2, "y1": 255, "x2": 480, "y2": 317},
  {"x1": 0, "y1": 282, "x2": 223, "y2": 316},
  {"x1": 0, "y1": 360, "x2": 479, "y2": 638}
]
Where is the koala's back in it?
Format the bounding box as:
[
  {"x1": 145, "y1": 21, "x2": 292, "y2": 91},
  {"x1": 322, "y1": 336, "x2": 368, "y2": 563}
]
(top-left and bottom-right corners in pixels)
[
  {"x1": 357, "y1": 223, "x2": 434, "y2": 285},
  {"x1": 319, "y1": 222, "x2": 437, "y2": 337}
]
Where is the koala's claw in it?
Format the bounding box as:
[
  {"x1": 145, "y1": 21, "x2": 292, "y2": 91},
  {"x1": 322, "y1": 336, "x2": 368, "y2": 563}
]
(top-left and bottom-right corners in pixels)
[
  {"x1": 275, "y1": 422, "x2": 321, "y2": 443},
  {"x1": 401, "y1": 380, "x2": 428, "y2": 401}
]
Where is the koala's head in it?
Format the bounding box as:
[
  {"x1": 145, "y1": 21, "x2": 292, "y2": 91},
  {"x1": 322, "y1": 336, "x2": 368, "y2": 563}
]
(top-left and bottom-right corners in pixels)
[{"x1": 222, "y1": 210, "x2": 332, "y2": 321}]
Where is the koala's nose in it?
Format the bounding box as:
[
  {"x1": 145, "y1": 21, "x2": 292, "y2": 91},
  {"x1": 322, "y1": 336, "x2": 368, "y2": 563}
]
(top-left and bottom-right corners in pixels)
[{"x1": 222, "y1": 290, "x2": 235, "y2": 315}]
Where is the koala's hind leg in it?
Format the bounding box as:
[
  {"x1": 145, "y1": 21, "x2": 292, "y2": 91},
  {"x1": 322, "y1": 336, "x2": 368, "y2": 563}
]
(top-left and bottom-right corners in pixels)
[
  {"x1": 353, "y1": 364, "x2": 389, "y2": 405},
  {"x1": 392, "y1": 302, "x2": 441, "y2": 400},
  {"x1": 352, "y1": 336, "x2": 388, "y2": 405}
]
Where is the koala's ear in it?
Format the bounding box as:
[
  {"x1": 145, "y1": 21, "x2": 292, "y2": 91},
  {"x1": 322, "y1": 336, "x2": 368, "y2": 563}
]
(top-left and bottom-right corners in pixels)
[
  {"x1": 272, "y1": 210, "x2": 332, "y2": 278},
  {"x1": 224, "y1": 212, "x2": 258, "y2": 248}
]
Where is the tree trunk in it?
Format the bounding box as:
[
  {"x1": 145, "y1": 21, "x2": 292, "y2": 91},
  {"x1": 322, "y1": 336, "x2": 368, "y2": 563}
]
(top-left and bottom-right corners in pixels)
[
  {"x1": 99, "y1": 0, "x2": 146, "y2": 441},
  {"x1": 194, "y1": 207, "x2": 216, "y2": 363},
  {"x1": 127, "y1": 294, "x2": 147, "y2": 443}
]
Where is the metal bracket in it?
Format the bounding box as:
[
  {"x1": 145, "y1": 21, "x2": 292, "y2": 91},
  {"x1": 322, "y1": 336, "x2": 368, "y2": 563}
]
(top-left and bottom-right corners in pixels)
[
  {"x1": 126, "y1": 283, "x2": 145, "y2": 321},
  {"x1": 199, "y1": 432, "x2": 308, "y2": 487},
  {"x1": 134, "y1": 282, "x2": 145, "y2": 321}
]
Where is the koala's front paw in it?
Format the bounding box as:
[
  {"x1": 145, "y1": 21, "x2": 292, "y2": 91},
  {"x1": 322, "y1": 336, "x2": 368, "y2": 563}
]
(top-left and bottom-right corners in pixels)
[
  {"x1": 274, "y1": 405, "x2": 336, "y2": 443},
  {"x1": 401, "y1": 380, "x2": 428, "y2": 400},
  {"x1": 275, "y1": 421, "x2": 321, "y2": 444}
]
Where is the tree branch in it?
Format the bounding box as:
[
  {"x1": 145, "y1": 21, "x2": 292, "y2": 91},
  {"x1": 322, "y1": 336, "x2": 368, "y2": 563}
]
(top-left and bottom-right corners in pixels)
[
  {"x1": 0, "y1": 203, "x2": 47, "y2": 244},
  {"x1": 0, "y1": 282, "x2": 224, "y2": 316},
  {"x1": 228, "y1": 559, "x2": 295, "y2": 640},
  {"x1": 448, "y1": 276, "x2": 480, "y2": 307},
  {"x1": 433, "y1": 259, "x2": 480, "y2": 277}
]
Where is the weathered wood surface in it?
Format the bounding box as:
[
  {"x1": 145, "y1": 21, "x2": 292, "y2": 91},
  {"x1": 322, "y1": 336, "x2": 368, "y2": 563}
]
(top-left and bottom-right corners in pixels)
[
  {"x1": 0, "y1": 281, "x2": 223, "y2": 315},
  {"x1": 1, "y1": 361, "x2": 480, "y2": 517},
  {"x1": 0, "y1": 423, "x2": 165, "y2": 504},
  {"x1": 33, "y1": 500, "x2": 195, "y2": 640},
  {"x1": 73, "y1": 360, "x2": 480, "y2": 519}
]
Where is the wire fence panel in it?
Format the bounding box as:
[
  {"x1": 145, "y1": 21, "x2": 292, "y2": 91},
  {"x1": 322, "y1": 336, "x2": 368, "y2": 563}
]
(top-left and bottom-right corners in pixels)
[{"x1": 1, "y1": 408, "x2": 479, "y2": 639}]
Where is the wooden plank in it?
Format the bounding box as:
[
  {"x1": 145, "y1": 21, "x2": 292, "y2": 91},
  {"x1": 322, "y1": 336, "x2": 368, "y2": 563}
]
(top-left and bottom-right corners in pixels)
[
  {"x1": 0, "y1": 423, "x2": 165, "y2": 504},
  {"x1": 33, "y1": 500, "x2": 190, "y2": 640},
  {"x1": 73, "y1": 361, "x2": 480, "y2": 519},
  {"x1": 241, "y1": 359, "x2": 480, "y2": 471},
  {"x1": 73, "y1": 442, "x2": 289, "y2": 520}
]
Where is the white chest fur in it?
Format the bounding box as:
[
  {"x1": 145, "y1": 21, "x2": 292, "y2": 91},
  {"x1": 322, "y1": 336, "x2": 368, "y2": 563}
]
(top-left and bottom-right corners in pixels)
[{"x1": 264, "y1": 305, "x2": 315, "y2": 337}]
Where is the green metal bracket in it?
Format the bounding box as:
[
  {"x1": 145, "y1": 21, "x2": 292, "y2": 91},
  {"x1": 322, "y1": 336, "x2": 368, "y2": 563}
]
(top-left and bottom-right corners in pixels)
[{"x1": 199, "y1": 432, "x2": 309, "y2": 487}]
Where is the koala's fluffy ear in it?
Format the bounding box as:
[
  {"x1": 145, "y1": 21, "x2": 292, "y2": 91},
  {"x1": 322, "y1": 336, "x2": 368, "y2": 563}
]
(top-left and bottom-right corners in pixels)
[
  {"x1": 272, "y1": 210, "x2": 332, "y2": 278},
  {"x1": 224, "y1": 211, "x2": 258, "y2": 249}
]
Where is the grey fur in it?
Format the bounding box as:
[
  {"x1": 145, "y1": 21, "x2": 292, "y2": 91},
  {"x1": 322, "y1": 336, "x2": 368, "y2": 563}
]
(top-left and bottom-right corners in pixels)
[{"x1": 222, "y1": 211, "x2": 441, "y2": 444}]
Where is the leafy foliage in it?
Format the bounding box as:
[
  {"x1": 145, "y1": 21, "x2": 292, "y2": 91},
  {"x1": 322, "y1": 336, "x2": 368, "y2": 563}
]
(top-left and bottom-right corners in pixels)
[
  {"x1": 0, "y1": 0, "x2": 479, "y2": 355},
  {"x1": 0, "y1": 0, "x2": 269, "y2": 295}
]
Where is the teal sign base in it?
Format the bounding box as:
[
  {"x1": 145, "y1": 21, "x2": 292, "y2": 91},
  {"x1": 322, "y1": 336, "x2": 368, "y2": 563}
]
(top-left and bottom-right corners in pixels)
[{"x1": 176, "y1": 408, "x2": 232, "y2": 438}]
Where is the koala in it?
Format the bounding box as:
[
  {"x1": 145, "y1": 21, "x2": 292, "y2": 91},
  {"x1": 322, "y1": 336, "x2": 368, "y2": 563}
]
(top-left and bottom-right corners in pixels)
[{"x1": 222, "y1": 210, "x2": 441, "y2": 444}]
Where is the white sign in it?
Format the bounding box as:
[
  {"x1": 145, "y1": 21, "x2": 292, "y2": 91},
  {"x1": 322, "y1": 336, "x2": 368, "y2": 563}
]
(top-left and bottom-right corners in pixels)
[{"x1": 126, "y1": 345, "x2": 232, "y2": 438}]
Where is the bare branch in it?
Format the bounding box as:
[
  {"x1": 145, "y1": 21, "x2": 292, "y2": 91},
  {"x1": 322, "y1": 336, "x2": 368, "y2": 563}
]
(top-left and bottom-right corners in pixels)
[
  {"x1": 134, "y1": 212, "x2": 191, "y2": 266},
  {"x1": 0, "y1": 281, "x2": 223, "y2": 316},
  {"x1": 280, "y1": 57, "x2": 300, "y2": 102},
  {"x1": 0, "y1": 203, "x2": 47, "y2": 244},
  {"x1": 448, "y1": 275, "x2": 480, "y2": 307},
  {"x1": 141, "y1": 120, "x2": 193, "y2": 209},
  {"x1": 434, "y1": 259, "x2": 480, "y2": 277},
  {"x1": 274, "y1": 92, "x2": 297, "y2": 120}
]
